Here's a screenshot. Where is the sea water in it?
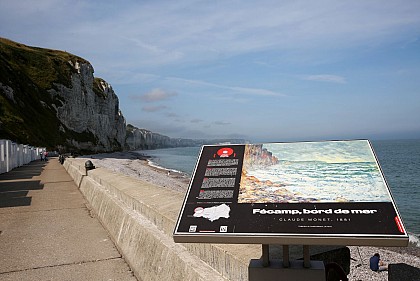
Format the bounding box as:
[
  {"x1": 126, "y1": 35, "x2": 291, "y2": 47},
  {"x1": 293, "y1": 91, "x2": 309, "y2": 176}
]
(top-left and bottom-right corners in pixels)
[
  {"x1": 139, "y1": 139, "x2": 420, "y2": 236},
  {"x1": 372, "y1": 139, "x2": 420, "y2": 237},
  {"x1": 137, "y1": 146, "x2": 201, "y2": 175}
]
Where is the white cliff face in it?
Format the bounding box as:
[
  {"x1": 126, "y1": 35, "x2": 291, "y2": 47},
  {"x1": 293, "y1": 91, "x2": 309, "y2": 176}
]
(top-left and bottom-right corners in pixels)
[
  {"x1": 126, "y1": 127, "x2": 171, "y2": 150},
  {"x1": 49, "y1": 62, "x2": 126, "y2": 152},
  {"x1": 125, "y1": 126, "x2": 208, "y2": 150}
]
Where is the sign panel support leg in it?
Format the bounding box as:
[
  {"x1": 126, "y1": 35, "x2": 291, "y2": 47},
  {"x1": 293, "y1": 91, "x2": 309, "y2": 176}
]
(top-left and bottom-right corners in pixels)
[
  {"x1": 303, "y1": 245, "x2": 310, "y2": 268},
  {"x1": 249, "y1": 245, "x2": 325, "y2": 281},
  {"x1": 283, "y1": 245, "x2": 289, "y2": 268},
  {"x1": 262, "y1": 244, "x2": 270, "y2": 267}
]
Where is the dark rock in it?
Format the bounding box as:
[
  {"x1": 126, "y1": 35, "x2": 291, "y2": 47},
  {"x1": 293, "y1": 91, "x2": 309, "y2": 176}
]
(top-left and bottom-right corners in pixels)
[{"x1": 389, "y1": 263, "x2": 420, "y2": 281}]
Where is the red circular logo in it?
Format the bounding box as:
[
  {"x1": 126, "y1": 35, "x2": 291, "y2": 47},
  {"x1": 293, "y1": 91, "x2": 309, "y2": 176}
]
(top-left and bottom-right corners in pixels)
[{"x1": 217, "y1": 147, "x2": 234, "y2": 157}]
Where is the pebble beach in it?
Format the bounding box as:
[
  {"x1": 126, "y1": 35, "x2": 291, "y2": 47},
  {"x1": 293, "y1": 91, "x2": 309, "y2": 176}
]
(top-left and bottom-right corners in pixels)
[{"x1": 79, "y1": 151, "x2": 420, "y2": 281}]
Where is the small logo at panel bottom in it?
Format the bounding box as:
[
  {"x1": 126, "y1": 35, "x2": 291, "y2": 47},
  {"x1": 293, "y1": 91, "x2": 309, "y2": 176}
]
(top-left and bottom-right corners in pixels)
[{"x1": 189, "y1": 225, "x2": 197, "y2": 232}]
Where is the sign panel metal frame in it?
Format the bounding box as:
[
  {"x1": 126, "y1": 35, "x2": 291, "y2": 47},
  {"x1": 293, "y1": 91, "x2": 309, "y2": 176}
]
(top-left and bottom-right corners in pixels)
[{"x1": 173, "y1": 140, "x2": 409, "y2": 246}]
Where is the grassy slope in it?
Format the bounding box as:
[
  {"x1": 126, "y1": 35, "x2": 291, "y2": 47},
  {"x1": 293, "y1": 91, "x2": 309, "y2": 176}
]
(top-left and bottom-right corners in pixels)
[{"x1": 0, "y1": 37, "x2": 101, "y2": 151}]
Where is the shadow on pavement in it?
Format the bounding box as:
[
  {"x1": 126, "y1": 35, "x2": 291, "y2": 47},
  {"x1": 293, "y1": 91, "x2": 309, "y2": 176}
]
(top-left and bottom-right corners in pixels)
[
  {"x1": 0, "y1": 161, "x2": 46, "y2": 208},
  {"x1": 0, "y1": 181, "x2": 44, "y2": 208},
  {"x1": 0, "y1": 194, "x2": 32, "y2": 208},
  {"x1": 0, "y1": 161, "x2": 47, "y2": 181}
]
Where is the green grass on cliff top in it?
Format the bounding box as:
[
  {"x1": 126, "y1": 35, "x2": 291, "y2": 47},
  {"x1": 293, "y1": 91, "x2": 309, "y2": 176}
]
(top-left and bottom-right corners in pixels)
[
  {"x1": 0, "y1": 37, "x2": 89, "y2": 89},
  {"x1": 0, "y1": 37, "x2": 104, "y2": 150}
]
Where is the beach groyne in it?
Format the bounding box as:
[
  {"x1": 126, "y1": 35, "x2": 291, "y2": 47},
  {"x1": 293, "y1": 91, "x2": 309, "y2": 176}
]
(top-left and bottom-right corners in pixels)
[
  {"x1": 63, "y1": 157, "x2": 261, "y2": 281},
  {"x1": 0, "y1": 139, "x2": 45, "y2": 174}
]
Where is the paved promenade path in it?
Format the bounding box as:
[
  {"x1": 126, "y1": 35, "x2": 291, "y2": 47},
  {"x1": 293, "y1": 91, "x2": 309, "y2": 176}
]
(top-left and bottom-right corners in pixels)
[{"x1": 0, "y1": 158, "x2": 138, "y2": 281}]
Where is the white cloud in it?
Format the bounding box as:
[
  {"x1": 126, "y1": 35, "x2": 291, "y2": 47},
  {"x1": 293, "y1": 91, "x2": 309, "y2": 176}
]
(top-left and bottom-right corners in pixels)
[
  {"x1": 304, "y1": 75, "x2": 347, "y2": 84},
  {"x1": 92, "y1": 1, "x2": 420, "y2": 66},
  {"x1": 167, "y1": 77, "x2": 284, "y2": 97},
  {"x1": 166, "y1": 112, "x2": 180, "y2": 118},
  {"x1": 3, "y1": 1, "x2": 420, "y2": 67},
  {"x1": 142, "y1": 105, "x2": 167, "y2": 112},
  {"x1": 136, "y1": 88, "x2": 177, "y2": 102},
  {"x1": 214, "y1": 121, "x2": 231, "y2": 126}
]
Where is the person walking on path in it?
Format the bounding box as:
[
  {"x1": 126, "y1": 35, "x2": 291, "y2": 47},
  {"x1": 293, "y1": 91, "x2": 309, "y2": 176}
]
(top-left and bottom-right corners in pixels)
[{"x1": 43, "y1": 151, "x2": 48, "y2": 161}]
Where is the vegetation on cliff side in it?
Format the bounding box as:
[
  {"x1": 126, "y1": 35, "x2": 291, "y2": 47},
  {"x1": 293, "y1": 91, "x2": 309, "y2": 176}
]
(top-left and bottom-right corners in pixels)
[{"x1": 0, "y1": 37, "x2": 107, "y2": 152}]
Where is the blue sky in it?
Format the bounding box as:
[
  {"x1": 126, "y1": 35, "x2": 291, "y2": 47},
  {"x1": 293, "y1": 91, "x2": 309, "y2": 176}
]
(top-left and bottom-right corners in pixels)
[{"x1": 1, "y1": 0, "x2": 420, "y2": 141}]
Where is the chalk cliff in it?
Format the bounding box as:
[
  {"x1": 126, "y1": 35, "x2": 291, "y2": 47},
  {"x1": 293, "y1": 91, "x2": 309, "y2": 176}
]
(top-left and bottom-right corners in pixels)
[
  {"x1": 48, "y1": 62, "x2": 126, "y2": 152},
  {"x1": 125, "y1": 124, "x2": 247, "y2": 150},
  {"x1": 126, "y1": 124, "x2": 198, "y2": 150},
  {"x1": 0, "y1": 37, "x2": 126, "y2": 153}
]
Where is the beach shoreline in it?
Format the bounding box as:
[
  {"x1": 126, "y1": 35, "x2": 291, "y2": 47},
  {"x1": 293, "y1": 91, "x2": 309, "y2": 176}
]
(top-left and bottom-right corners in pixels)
[
  {"x1": 77, "y1": 151, "x2": 420, "y2": 280},
  {"x1": 80, "y1": 151, "x2": 190, "y2": 192}
]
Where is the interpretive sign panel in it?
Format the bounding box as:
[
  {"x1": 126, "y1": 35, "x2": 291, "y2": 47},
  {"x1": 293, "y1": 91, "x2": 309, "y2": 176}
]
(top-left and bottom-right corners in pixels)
[{"x1": 173, "y1": 140, "x2": 409, "y2": 246}]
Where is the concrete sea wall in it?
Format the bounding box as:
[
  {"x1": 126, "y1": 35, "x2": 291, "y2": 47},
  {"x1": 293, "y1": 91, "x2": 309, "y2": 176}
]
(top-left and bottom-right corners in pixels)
[{"x1": 63, "y1": 157, "x2": 261, "y2": 281}]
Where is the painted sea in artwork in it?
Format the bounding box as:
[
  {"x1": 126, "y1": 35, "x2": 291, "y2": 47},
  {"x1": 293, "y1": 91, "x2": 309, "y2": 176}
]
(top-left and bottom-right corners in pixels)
[{"x1": 238, "y1": 140, "x2": 391, "y2": 203}]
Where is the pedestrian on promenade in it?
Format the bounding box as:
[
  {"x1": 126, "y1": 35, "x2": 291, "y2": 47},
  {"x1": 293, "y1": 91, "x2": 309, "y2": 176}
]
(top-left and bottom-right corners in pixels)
[{"x1": 43, "y1": 151, "x2": 48, "y2": 161}]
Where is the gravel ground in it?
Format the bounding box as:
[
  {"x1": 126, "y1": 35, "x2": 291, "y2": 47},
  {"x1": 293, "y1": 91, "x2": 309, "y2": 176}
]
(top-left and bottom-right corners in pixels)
[
  {"x1": 80, "y1": 151, "x2": 190, "y2": 192},
  {"x1": 348, "y1": 246, "x2": 420, "y2": 280},
  {"x1": 78, "y1": 151, "x2": 420, "y2": 281}
]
